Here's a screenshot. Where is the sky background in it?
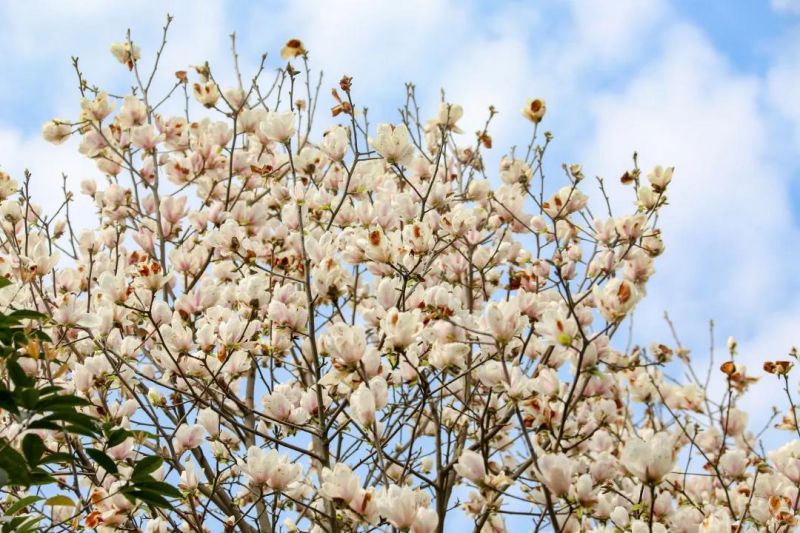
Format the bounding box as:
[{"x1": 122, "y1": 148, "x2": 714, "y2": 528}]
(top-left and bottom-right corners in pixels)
[{"x1": 1, "y1": 0, "x2": 800, "y2": 421}]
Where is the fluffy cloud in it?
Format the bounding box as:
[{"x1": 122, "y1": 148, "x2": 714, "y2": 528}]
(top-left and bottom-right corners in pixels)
[
  {"x1": 767, "y1": 39, "x2": 800, "y2": 148},
  {"x1": 585, "y1": 22, "x2": 795, "y2": 320},
  {"x1": 0, "y1": 130, "x2": 96, "y2": 226},
  {"x1": 772, "y1": 0, "x2": 800, "y2": 14},
  {"x1": 578, "y1": 22, "x2": 800, "y2": 433},
  {"x1": 0, "y1": 0, "x2": 229, "y2": 131}
]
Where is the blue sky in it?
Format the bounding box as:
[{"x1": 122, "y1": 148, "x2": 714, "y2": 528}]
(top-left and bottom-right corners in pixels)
[
  {"x1": 1, "y1": 0, "x2": 800, "y2": 414},
  {"x1": 677, "y1": 0, "x2": 794, "y2": 70}
]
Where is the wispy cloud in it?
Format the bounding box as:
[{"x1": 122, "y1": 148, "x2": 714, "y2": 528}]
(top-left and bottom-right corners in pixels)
[{"x1": 772, "y1": 0, "x2": 800, "y2": 15}]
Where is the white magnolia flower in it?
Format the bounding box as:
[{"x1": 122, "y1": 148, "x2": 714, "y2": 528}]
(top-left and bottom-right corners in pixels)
[
  {"x1": 486, "y1": 300, "x2": 527, "y2": 344},
  {"x1": 193, "y1": 81, "x2": 220, "y2": 108},
  {"x1": 378, "y1": 485, "x2": 422, "y2": 530},
  {"x1": 538, "y1": 453, "x2": 574, "y2": 496},
  {"x1": 382, "y1": 308, "x2": 422, "y2": 350},
  {"x1": 110, "y1": 41, "x2": 141, "y2": 69},
  {"x1": 371, "y1": 123, "x2": 415, "y2": 166},
  {"x1": 196, "y1": 408, "x2": 220, "y2": 437},
  {"x1": 454, "y1": 449, "x2": 487, "y2": 485},
  {"x1": 769, "y1": 440, "x2": 800, "y2": 483},
  {"x1": 42, "y1": 119, "x2": 71, "y2": 144},
  {"x1": 621, "y1": 432, "x2": 677, "y2": 484},
  {"x1": 592, "y1": 278, "x2": 639, "y2": 322},
  {"x1": 173, "y1": 423, "x2": 206, "y2": 455},
  {"x1": 431, "y1": 102, "x2": 464, "y2": 133},
  {"x1": 238, "y1": 446, "x2": 301, "y2": 490},
  {"x1": 321, "y1": 125, "x2": 349, "y2": 161},
  {"x1": 179, "y1": 461, "x2": 200, "y2": 492},
  {"x1": 260, "y1": 111, "x2": 297, "y2": 144},
  {"x1": 349, "y1": 383, "x2": 377, "y2": 427},
  {"x1": 325, "y1": 323, "x2": 367, "y2": 366},
  {"x1": 521, "y1": 98, "x2": 546, "y2": 124}
]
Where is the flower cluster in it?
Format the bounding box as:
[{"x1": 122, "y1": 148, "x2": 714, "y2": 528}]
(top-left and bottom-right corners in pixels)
[{"x1": 1, "y1": 22, "x2": 798, "y2": 533}]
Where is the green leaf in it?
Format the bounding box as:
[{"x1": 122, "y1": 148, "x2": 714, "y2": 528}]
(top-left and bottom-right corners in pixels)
[
  {"x1": 25, "y1": 420, "x2": 61, "y2": 432},
  {"x1": 38, "y1": 452, "x2": 76, "y2": 465},
  {"x1": 2, "y1": 517, "x2": 27, "y2": 533},
  {"x1": 63, "y1": 423, "x2": 100, "y2": 438},
  {"x1": 21, "y1": 434, "x2": 44, "y2": 465},
  {"x1": 44, "y1": 495, "x2": 75, "y2": 507},
  {"x1": 0, "y1": 277, "x2": 12, "y2": 289},
  {"x1": 85, "y1": 448, "x2": 118, "y2": 475},
  {"x1": 0, "y1": 390, "x2": 19, "y2": 415},
  {"x1": 36, "y1": 385, "x2": 63, "y2": 396},
  {"x1": 14, "y1": 515, "x2": 43, "y2": 533},
  {"x1": 3, "y1": 494, "x2": 42, "y2": 515},
  {"x1": 133, "y1": 479, "x2": 181, "y2": 499},
  {"x1": 31, "y1": 410, "x2": 100, "y2": 436},
  {"x1": 52, "y1": 410, "x2": 98, "y2": 428},
  {"x1": 27, "y1": 471, "x2": 55, "y2": 486},
  {"x1": 129, "y1": 430, "x2": 158, "y2": 441},
  {"x1": 29, "y1": 330, "x2": 51, "y2": 343},
  {"x1": 0, "y1": 446, "x2": 32, "y2": 486},
  {"x1": 131, "y1": 456, "x2": 162, "y2": 480},
  {"x1": 11, "y1": 330, "x2": 29, "y2": 347},
  {"x1": 8, "y1": 310, "x2": 47, "y2": 321},
  {"x1": 122, "y1": 489, "x2": 171, "y2": 508},
  {"x1": 19, "y1": 389, "x2": 40, "y2": 410},
  {"x1": 6, "y1": 360, "x2": 33, "y2": 387},
  {"x1": 36, "y1": 394, "x2": 89, "y2": 411},
  {"x1": 106, "y1": 428, "x2": 130, "y2": 448}
]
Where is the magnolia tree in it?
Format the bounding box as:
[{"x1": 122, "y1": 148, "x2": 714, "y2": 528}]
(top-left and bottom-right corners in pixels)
[{"x1": 3, "y1": 16, "x2": 800, "y2": 533}]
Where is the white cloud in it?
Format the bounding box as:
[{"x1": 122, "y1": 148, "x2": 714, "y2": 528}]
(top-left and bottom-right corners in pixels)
[
  {"x1": 567, "y1": 0, "x2": 668, "y2": 65},
  {"x1": 0, "y1": 0, "x2": 230, "y2": 122},
  {"x1": 736, "y1": 307, "x2": 800, "y2": 417},
  {"x1": 767, "y1": 39, "x2": 800, "y2": 148},
  {"x1": 237, "y1": 0, "x2": 474, "y2": 116},
  {"x1": 577, "y1": 20, "x2": 800, "y2": 437},
  {"x1": 582, "y1": 23, "x2": 798, "y2": 344},
  {"x1": 0, "y1": 0, "x2": 233, "y2": 232},
  {"x1": 771, "y1": 0, "x2": 800, "y2": 14},
  {"x1": 0, "y1": 130, "x2": 96, "y2": 228}
]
